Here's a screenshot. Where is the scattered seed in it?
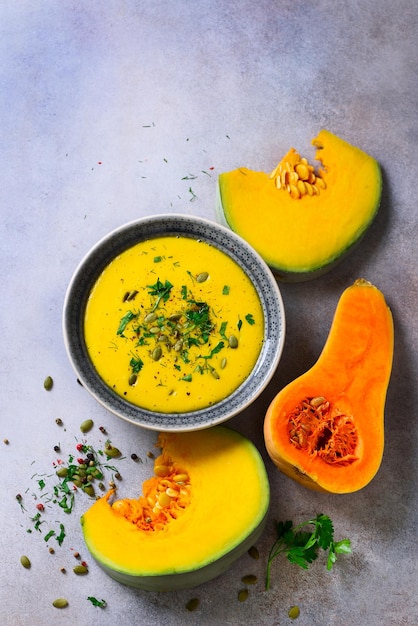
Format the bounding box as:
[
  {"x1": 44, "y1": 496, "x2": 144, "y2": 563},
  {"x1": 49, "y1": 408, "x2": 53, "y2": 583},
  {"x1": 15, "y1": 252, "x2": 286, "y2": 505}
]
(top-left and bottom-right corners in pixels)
[
  {"x1": 248, "y1": 546, "x2": 260, "y2": 560},
  {"x1": 288, "y1": 605, "x2": 300, "y2": 619},
  {"x1": 105, "y1": 445, "x2": 121, "y2": 458},
  {"x1": 3, "y1": 438, "x2": 9, "y2": 445},
  {"x1": 238, "y1": 589, "x2": 249, "y2": 602},
  {"x1": 186, "y1": 598, "x2": 200, "y2": 612},
  {"x1": 131, "y1": 453, "x2": 139, "y2": 461},
  {"x1": 228, "y1": 335, "x2": 239, "y2": 349},
  {"x1": 196, "y1": 271, "x2": 209, "y2": 283},
  {"x1": 49, "y1": 547, "x2": 55, "y2": 554},
  {"x1": 44, "y1": 376, "x2": 53, "y2": 391},
  {"x1": 99, "y1": 425, "x2": 107, "y2": 434},
  {"x1": 73, "y1": 564, "x2": 88, "y2": 575},
  {"x1": 20, "y1": 555, "x2": 31, "y2": 569},
  {"x1": 60, "y1": 567, "x2": 66, "y2": 573},
  {"x1": 52, "y1": 598, "x2": 68, "y2": 609},
  {"x1": 241, "y1": 574, "x2": 257, "y2": 584},
  {"x1": 82, "y1": 485, "x2": 95, "y2": 497},
  {"x1": 80, "y1": 419, "x2": 93, "y2": 434},
  {"x1": 55, "y1": 418, "x2": 63, "y2": 426},
  {"x1": 73, "y1": 552, "x2": 80, "y2": 559}
]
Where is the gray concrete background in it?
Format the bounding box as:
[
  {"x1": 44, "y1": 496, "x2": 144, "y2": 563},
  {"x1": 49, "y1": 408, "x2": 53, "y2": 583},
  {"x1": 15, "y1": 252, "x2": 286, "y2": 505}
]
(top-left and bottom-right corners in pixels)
[{"x1": 1, "y1": 2, "x2": 417, "y2": 625}]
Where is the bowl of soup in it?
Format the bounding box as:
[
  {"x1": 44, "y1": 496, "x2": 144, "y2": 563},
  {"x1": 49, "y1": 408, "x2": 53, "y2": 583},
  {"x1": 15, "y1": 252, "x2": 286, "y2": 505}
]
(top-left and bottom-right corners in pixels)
[{"x1": 63, "y1": 214, "x2": 285, "y2": 431}]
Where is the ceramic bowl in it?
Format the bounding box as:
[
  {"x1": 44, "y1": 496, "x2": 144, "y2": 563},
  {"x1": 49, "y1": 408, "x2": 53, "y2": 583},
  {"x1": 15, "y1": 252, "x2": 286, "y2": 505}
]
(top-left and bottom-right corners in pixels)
[{"x1": 63, "y1": 214, "x2": 285, "y2": 431}]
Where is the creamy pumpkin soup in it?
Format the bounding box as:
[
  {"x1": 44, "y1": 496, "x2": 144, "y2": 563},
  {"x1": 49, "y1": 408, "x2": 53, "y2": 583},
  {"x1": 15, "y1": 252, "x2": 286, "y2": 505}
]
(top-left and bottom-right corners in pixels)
[{"x1": 84, "y1": 236, "x2": 264, "y2": 413}]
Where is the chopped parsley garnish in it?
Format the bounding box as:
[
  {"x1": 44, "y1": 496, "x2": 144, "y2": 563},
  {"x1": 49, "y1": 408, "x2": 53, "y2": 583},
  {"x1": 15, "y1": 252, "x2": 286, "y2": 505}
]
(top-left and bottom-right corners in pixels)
[
  {"x1": 117, "y1": 311, "x2": 137, "y2": 336},
  {"x1": 245, "y1": 313, "x2": 255, "y2": 325},
  {"x1": 87, "y1": 596, "x2": 107, "y2": 608}
]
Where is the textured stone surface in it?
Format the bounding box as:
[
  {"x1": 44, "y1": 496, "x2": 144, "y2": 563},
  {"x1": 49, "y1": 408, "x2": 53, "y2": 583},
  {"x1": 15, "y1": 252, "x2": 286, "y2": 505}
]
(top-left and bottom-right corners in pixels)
[{"x1": 1, "y1": 1, "x2": 417, "y2": 624}]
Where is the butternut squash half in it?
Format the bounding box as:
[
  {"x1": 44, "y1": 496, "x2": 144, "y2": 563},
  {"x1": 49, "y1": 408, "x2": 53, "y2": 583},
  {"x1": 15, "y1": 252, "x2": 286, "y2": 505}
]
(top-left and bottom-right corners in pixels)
[
  {"x1": 217, "y1": 130, "x2": 382, "y2": 281},
  {"x1": 81, "y1": 426, "x2": 269, "y2": 590},
  {"x1": 264, "y1": 279, "x2": 393, "y2": 493}
]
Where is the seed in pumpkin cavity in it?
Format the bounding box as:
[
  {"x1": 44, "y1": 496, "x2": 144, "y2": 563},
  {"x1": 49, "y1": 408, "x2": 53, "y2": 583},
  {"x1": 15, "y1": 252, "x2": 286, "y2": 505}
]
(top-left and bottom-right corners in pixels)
[
  {"x1": 165, "y1": 487, "x2": 179, "y2": 498},
  {"x1": 158, "y1": 492, "x2": 172, "y2": 507},
  {"x1": 297, "y1": 180, "x2": 306, "y2": 196},
  {"x1": 310, "y1": 396, "x2": 326, "y2": 407},
  {"x1": 289, "y1": 184, "x2": 300, "y2": 199},
  {"x1": 295, "y1": 162, "x2": 310, "y2": 180},
  {"x1": 316, "y1": 176, "x2": 326, "y2": 189},
  {"x1": 154, "y1": 464, "x2": 169, "y2": 477},
  {"x1": 173, "y1": 473, "x2": 188, "y2": 483}
]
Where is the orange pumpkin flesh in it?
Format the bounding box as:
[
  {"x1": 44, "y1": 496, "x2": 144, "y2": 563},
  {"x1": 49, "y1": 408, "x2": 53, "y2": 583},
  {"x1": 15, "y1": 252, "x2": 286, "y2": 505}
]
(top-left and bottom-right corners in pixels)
[{"x1": 264, "y1": 279, "x2": 394, "y2": 493}]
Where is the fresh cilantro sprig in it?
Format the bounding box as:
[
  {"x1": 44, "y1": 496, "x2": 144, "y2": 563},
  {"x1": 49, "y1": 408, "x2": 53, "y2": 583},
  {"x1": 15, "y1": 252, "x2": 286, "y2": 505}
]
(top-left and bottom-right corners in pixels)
[{"x1": 265, "y1": 514, "x2": 352, "y2": 590}]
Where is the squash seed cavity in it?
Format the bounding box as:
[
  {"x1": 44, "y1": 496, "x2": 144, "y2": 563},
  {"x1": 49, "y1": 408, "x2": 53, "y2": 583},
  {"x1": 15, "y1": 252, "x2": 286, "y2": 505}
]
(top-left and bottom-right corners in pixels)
[
  {"x1": 270, "y1": 151, "x2": 326, "y2": 199},
  {"x1": 288, "y1": 396, "x2": 358, "y2": 465}
]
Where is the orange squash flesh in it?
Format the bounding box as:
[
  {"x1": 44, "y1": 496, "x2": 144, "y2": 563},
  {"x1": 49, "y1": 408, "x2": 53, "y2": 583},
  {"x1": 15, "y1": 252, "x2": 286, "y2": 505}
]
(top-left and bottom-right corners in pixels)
[{"x1": 264, "y1": 279, "x2": 394, "y2": 493}]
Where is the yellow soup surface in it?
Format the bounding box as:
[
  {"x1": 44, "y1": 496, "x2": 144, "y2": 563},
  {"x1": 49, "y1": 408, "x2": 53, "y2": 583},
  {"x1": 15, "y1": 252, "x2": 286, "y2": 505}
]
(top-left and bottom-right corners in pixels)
[{"x1": 84, "y1": 236, "x2": 264, "y2": 412}]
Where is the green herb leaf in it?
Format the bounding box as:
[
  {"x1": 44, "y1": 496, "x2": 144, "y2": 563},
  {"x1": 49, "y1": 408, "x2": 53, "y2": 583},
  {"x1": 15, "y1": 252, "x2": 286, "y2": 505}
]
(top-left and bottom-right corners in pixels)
[
  {"x1": 245, "y1": 313, "x2": 255, "y2": 325},
  {"x1": 265, "y1": 514, "x2": 351, "y2": 590},
  {"x1": 117, "y1": 311, "x2": 137, "y2": 336},
  {"x1": 222, "y1": 285, "x2": 230, "y2": 295},
  {"x1": 87, "y1": 596, "x2": 107, "y2": 608}
]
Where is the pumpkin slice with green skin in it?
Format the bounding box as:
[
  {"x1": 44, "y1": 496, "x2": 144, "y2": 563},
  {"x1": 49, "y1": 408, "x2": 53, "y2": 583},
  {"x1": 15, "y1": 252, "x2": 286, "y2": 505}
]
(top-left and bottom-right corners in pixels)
[
  {"x1": 216, "y1": 130, "x2": 382, "y2": 281},
  {"x1": 264, "y1": 279, "x2": 393, "y2": 493},
  {"x1": 81, "y1": 426, "x2": 269, "y2": 591}
]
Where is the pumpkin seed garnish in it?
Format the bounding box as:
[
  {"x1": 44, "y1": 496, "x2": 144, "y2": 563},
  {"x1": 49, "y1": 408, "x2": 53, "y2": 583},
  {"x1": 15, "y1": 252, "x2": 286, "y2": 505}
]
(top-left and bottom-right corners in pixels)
[
  {"x1": 228, "y1": 334, "x2": 239, "y2": 349},
  {"x1": 80, "y1": 419, "x2": 93, "y2": 434},
  {"x1": 20, "y1": 555, "x2": 31, "y2": 569},
  {"x1": 128, "y1": 373, "x2": 137, "y2": 386},
  {"x1": 52, "y1": 598, "x2": 68, "y2": 608},
  {"x1": 44, "y1": 376, "x2": 53, "y2": 391},
  {"x1": 152, "y1": 346, "x2": 162, "y2": 361},
  {"x1": 196, "y1": 271, "x2": 209, "y2": 283},
  {"x1": 73, "y1": 564, "x2": 88, "y2": 575},
  {"x1": 288, "y1": 605, "x2": 300, "y2": 619}
]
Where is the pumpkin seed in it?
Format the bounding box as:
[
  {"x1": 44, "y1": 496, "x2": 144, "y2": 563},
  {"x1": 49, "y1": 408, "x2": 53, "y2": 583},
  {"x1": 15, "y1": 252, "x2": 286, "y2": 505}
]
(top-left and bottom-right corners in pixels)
[
  {"x1": 186, "y1": 598, "x2": 199, "y2": 612},
  {"x1": 241, "y1": 574, "x2": 257, "y2": 584},
  {"x1": 44, "y1": 376, "x2": 53, "y2": 391},
  {"x1": 52, "y1": 598, "x2": 68, "y2": 609},
  {"x1": 73, "y1": 564, "x2": 88, "y2": 575},
  {"x1": 220, "y1": 357, "x2": 227, "y2": 369},
  {"x1": 196, "y1": 271, "x2": 209, "y2": 283},
  {"x1": 154, "y1": 464, "x2": 169, "y2": 477},
  {"x1": 80, "y1": 419, "x2": 93, "y2": 433},
  {"x1": 210, "y1": 368, "x2": 220, "y2": 380},
  {"x1": 149, "y1": 326, "x2": 160, "y2": 334},
  {"x1": 105, "y1": 445, "x2": 121, "y2": 458},
  {"x1": 228, "y1": 335, "x2": 239, "y2": 349},
  {"x1": 56, "y1": 467, "x2": 68, "y2": 478},
  {"x1": 152, "y1": 346, "x2": 162, "y2": 361},
  {"x1": 129, "y1": 373, "x2": 137, "y2": 386},
  {"x1": 82, "y1": 484, "x2": 95, "y2": 497},
  {"x1": 238, "y1": 588, "x2": 249, "y2": 602},
  {"x1": 20, "y1": 555, "x2": 31, "y2": 569},
  {"x1": 144, "y1": 312, "x2": 157, "y2": 324},
  {"x1": 288, "y1": 605, "x2": 300, "y2": 619},
  {"x1": 248, "y1": 546, "x2": 260, "y2": 560}
]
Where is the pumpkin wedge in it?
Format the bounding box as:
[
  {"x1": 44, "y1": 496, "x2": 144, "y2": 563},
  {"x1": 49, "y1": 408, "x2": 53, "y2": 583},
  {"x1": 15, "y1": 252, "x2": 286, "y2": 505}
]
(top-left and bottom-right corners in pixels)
[
  {"x1": 264, "y1": 279, "x2": 393, "y2": 493},
  {"x1": 217, "y1": 130, "x2": 382, "y2": 281},
  {"x1": 81, "y1": 426, "x2": 269, "y2": 590}
]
